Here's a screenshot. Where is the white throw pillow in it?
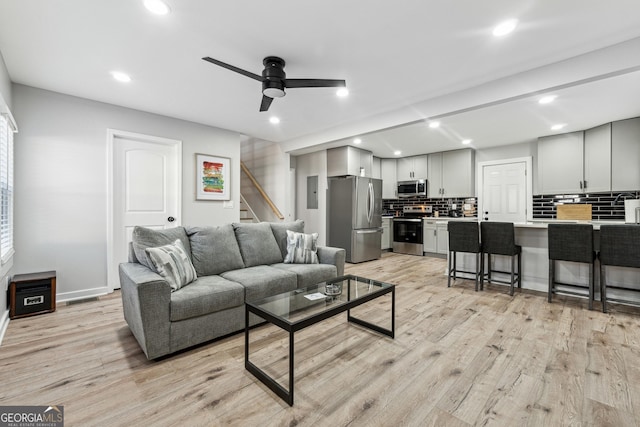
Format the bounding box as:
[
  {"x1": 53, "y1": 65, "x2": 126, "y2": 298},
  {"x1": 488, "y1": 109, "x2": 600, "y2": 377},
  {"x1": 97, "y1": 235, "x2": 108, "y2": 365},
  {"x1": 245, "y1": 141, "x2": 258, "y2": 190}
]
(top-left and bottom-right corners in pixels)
[
  {"x1": 284, "y1": 230, "x2": 319, "y2": 264},
  {"x1": 145, "y1": 239, "x2": 197, "y2": 291}
]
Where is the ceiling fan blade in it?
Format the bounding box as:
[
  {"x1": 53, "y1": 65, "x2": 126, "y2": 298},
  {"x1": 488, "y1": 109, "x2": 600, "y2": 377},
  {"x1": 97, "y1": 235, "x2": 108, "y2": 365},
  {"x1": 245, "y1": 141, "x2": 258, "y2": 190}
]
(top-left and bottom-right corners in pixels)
[
  {"x1": 260, "y1": 95, "x2": 273, "y2": 112},
  {"x1": 202, "y1": 57, "x2": 263, "y2": 82},
  {"x1": 285, "y1": 79, "x2": 346, "y2": 89}
]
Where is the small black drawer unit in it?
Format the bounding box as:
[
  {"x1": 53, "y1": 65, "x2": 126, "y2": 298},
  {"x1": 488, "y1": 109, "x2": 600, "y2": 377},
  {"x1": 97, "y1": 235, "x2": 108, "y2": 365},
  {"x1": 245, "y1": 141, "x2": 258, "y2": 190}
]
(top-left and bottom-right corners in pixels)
[{"x1": 9, "y1": 271, "x2": 56, "y2": 319}]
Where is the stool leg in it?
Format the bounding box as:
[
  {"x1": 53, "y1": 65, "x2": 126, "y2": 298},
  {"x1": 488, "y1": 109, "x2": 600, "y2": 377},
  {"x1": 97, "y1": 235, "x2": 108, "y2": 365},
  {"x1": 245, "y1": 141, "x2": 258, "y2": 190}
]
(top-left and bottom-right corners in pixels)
[
  {"x1": 601, "y1": 264, "x2": 607, "y2": 313},
  {"x1": 474, "y1": 252, "x2": 479, "y2": 292},
  {"x1": 588, "y1": 261, "x2": 594, "y2": 311},
  {"x1": 447, "y1": 251, "x2": 453, "y2": 287},
  {"x1": 548, "y1": 259, "x2": 554, "y2": 303},
  {"x1": 487, "y1": 254, "x2": 492, "y2": 282},
  {"x1": 480, "y1": 253, "x2": 485, "y2": 291},
  {"x1": 517, "y1": 253, "x2": 522, "y2": 289},
  {"x1": 510, "y1": 255, "x2": 515, "y2": 296}
]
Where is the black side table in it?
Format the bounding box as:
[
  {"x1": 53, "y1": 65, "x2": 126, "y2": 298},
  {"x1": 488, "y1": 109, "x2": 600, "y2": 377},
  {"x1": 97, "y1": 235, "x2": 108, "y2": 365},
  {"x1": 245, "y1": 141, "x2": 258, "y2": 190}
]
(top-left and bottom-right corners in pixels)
[{"x1": 9, "y1": 271, "x2": 56, "y2": 319}]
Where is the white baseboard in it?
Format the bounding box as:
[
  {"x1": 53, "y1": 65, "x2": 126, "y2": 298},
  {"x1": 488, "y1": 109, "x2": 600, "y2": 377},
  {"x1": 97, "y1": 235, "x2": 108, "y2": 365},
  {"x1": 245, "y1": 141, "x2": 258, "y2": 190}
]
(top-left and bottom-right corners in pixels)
[
  {"x1": 0, "y1": 308, "x2": 9, "y2": 346},
  {"x1": 57, "y1": 286, "x2": 111, "y2": 303}
]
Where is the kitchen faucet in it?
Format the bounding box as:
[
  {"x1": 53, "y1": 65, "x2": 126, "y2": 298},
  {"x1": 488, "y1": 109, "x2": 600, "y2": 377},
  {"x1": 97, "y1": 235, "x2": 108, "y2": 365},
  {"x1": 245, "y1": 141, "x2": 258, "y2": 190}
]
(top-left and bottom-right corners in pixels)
[{"x1": 611, "y1": 192, "x2": 637, "y2": 206}]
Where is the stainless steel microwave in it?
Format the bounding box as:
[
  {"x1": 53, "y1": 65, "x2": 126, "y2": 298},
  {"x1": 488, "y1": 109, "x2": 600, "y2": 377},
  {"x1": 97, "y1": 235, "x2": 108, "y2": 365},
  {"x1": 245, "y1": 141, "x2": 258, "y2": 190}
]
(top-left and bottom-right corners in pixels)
[{"x1": 397, "y1": 179, "x2": 427, "y2": 198}]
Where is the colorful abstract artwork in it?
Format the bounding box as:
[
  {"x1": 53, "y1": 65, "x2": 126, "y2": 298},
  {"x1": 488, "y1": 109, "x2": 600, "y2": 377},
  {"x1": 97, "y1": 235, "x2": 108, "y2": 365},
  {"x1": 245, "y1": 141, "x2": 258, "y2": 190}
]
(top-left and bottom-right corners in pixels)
[{"x1": 196, "y1": 154, "x2": 230, "y2": 200}]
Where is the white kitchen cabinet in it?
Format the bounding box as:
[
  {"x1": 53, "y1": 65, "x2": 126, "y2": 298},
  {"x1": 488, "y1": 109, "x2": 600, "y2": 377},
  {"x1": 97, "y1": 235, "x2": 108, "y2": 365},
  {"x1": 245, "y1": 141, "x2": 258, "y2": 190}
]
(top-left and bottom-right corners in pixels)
[
  {"x1": 372, "y1": 156, "x2": 381, "y2": 179},
  {"x1": 327, "y1": 146, "x2": 373, "y2": 177},
  {"x1": 537, "y1": 130, "x2": 611, "y2": 194},
  {"x1": 423, "y1": 220, "x2": 448, "y2": 255},
  {"x1": 612, "y1": 117, "x2": 640, "y2": 191},
  {"x1": 428, "y1": 149, "x2": 475, "y2": 198},
  {"x1": 396, "y1": 155, "x2": 428, "y2": 181},
  {"x1": 381, "y1": 217, "x2": 393, "y2": 250},
  {"x1": 381, "y1": 158, "x2": 397, "y2": 199}
]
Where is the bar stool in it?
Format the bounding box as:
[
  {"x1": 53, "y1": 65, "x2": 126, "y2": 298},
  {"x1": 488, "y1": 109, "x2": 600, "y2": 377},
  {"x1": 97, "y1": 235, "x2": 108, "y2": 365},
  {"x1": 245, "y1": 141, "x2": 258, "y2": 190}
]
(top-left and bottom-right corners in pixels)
[
  {"x1": 547, "y1": 223, "x2": 596, "y2": 310},
  {"x1": 599, "y1": 225, "x2": 640, "y2": 313},
  {"x1": 480, "y1": 222, "x2": 521, "y2": 296},
  {"x1": 447, "y1": 221, "x2": 482, "y2": 291}
]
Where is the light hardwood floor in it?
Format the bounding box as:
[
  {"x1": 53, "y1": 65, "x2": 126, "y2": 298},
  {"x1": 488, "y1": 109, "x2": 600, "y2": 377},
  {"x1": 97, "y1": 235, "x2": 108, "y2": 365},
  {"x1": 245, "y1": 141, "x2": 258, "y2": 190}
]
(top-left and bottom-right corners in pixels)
[{"x1": 2, "y1": 253, "x2": 640, "y2": 426}]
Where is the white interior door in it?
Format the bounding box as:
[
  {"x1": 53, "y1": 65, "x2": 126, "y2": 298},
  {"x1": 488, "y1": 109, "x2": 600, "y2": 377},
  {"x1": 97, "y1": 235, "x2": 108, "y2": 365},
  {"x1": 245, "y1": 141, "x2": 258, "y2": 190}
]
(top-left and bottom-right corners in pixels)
[
  {"x1": 481, "y1": 162, "x2": 527, "y2": 223},
  {"x1": 108, "y1": 130, "x2": 182, "y2": 290}
]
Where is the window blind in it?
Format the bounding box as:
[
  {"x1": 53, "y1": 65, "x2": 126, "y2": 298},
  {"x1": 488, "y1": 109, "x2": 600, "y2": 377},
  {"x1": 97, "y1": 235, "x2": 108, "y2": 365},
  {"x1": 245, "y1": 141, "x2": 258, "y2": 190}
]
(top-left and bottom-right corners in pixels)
[{"x1": 0, "y1": 112, "x2": 14, "y2": 260}]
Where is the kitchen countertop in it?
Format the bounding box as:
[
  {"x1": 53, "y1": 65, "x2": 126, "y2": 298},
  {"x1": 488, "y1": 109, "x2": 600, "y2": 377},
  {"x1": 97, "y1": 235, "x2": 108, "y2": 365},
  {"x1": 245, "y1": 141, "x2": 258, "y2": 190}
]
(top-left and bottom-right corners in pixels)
[{"x1": 421, "y1": 217, "x2": 627, "y2": 229}]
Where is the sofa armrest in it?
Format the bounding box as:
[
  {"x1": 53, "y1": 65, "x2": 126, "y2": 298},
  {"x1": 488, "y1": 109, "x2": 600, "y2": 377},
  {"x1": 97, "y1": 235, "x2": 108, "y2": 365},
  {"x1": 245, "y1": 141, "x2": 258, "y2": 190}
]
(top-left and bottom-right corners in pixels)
[
  {"x1": 119, "y1": 262, "x2": 172, "y2": 359},
  {"x1": 317, "y1": 246, "x2": 346, "y2": 277}
]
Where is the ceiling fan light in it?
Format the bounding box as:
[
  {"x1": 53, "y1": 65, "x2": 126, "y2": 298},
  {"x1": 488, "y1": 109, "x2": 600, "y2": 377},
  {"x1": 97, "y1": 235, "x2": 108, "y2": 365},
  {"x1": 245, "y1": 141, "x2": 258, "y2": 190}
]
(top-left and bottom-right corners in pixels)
[{"x1": 263, "y1": 87, "x2": 285, "y2": 98}]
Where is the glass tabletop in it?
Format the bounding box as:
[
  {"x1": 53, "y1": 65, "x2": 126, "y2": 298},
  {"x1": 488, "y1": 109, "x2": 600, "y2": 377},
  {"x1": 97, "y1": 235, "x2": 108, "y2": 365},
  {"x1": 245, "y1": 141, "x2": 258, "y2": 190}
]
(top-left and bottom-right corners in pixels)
[{"x1": 247, "y1": 274, "x2": 393, "y2": 324}]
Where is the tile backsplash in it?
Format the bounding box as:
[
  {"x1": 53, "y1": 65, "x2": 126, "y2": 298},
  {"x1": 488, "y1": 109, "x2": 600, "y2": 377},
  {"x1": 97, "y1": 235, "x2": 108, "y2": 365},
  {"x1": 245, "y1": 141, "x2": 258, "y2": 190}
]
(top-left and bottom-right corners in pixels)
[
  {"x1": 383, "y1": 196, "x2": 477, "y2": 217},
  {"x1": 532, "y1": 191, "x2": 639, "y2": 220}
]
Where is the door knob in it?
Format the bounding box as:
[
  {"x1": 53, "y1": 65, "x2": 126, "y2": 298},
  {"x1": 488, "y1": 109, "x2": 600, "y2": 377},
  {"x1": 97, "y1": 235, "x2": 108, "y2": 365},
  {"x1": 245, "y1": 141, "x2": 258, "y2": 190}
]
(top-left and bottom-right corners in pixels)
[{"x1": 167, "y1": 216, "x2": 175, "y2": 222}]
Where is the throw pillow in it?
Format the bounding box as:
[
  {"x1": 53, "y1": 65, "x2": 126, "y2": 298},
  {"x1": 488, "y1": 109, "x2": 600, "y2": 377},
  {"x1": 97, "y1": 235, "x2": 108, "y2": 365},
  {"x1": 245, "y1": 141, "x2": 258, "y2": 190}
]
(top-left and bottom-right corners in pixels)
[
  {"x1": 145, "y1": 239, "x2": 197, "y2": 291},
  {"x1": 284, "y1": 230, "x2": 319, "y2": 264},
  {"x1": 270, "y1": 220, "x2": 305, "y2": 260},
  {"x1": 132, "y1": 226, "x2": 191, "y2": 271}
]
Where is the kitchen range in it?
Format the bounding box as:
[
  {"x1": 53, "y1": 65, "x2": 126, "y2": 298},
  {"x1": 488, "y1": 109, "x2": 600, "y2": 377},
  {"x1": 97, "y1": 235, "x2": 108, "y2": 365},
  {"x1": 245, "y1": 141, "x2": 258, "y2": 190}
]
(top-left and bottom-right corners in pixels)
[{"x1": 393, "y1": 205, "x2": 432, "y2": 256}]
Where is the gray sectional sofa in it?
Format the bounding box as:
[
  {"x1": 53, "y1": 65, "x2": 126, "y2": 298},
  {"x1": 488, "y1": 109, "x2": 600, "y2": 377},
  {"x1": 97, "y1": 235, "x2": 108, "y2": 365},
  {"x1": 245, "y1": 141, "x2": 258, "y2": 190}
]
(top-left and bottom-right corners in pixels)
[{"x1": 118, "y1": 220, "x2": 346, "y2": 359}]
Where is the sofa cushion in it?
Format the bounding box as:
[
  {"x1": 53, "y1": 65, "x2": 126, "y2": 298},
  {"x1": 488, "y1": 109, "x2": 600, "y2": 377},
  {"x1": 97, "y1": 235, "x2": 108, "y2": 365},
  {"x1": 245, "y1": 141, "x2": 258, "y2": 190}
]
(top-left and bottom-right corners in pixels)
[
  {"x1": 132, "y1": 226, "x2": 191, "y2": 270},
  {"x1": 270, "y1": 220, "x2": 305, "y2": 259},
  {"x1": 145, "y1": 239, "x2": 198, "y2": 291},
  {"x1": 185, "y1": 224, "x2": 245, "y2": 276},
  {"x1": 170, "y1": 275, "x2": 245, "y2": 322},
  {"x1": 221, "y1": 265, "x2": 297, "y2": 302},
  {"x1": 284, "y1": 230, "x2": 319, "y2": 264},
  {"x1": 271, "y1": 263, "x2": 338, "y2": 289},
  {"x1": 232, "y1": 222, "x2": 283, "y2": 267}
]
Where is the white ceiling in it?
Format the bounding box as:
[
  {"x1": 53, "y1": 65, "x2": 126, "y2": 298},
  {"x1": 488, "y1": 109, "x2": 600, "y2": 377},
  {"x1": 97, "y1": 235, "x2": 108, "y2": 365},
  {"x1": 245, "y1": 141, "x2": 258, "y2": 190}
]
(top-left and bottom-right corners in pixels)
[{"x1": 1, "y1": 0, "x2": 640, "y2": 158}]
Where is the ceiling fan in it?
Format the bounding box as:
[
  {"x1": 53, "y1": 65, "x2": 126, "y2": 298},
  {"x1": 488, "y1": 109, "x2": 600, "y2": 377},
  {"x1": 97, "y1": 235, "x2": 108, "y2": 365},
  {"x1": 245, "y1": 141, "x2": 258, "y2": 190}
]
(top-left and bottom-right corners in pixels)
[{"x1": 202, "y1": 56, "x2": 347, "y2": 112}]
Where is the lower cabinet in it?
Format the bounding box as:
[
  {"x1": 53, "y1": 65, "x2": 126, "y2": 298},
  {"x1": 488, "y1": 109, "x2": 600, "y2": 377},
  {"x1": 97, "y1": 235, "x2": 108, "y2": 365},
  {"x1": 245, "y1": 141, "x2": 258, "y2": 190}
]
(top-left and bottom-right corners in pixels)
[
  {"x1": 423, "y1": 221, "x2": 448, "y2": 255},
  {"x1": 381, "y1": 217, "x2": 393, "y2": 250}
]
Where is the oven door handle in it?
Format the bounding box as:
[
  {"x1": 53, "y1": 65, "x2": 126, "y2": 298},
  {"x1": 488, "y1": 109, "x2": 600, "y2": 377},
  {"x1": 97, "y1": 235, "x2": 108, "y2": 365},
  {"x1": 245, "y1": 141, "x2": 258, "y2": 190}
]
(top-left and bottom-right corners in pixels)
[{"x1": 355, "y1": 228, "x2": 383, "y2": 234}]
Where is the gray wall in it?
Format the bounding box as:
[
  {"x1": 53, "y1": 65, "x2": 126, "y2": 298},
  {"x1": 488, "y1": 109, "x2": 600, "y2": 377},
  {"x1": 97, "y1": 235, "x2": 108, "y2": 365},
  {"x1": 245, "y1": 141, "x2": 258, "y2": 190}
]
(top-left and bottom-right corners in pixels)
[
  {"x1": 0, "y1": 50, "x2": 12, "y2": 335},
  {"x1": 12, "y1": 84, "x2": 241, "y2": 300},
  {"x1": 0, "y1": 50, "x2": 11, "y2": 110}
]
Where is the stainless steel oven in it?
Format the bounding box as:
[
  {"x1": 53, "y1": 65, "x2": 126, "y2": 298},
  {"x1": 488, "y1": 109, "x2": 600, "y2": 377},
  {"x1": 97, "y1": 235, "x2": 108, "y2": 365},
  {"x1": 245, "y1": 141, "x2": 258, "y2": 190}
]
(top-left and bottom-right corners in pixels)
[{"x1": 393, "y1": 218, "x2": 423, "y2": 255}]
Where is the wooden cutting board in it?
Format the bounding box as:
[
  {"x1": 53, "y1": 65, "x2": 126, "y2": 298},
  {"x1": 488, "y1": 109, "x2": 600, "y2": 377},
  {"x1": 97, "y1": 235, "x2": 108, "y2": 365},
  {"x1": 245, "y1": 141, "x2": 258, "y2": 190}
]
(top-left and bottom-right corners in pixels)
[{"x1": 557, "y1": 204, "x2": 592, "y2": 220}]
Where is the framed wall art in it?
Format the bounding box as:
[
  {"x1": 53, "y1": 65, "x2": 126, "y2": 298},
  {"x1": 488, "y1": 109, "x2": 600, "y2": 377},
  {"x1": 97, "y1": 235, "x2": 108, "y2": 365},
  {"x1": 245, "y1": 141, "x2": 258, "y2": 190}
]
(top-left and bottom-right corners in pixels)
[{"x1": 196, "y1": 154, "x2": 230, "y2": 200}]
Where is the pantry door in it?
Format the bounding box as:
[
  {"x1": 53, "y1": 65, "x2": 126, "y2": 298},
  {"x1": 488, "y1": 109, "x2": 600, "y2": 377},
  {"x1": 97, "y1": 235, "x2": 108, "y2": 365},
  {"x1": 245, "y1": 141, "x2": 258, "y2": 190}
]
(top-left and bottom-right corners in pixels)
[
  {"x1": 479, "y1": 158, "x2": 531, "y2": 223},
  {"x1": 107, "y1": 129, "x2": 182, "y2": 291}
]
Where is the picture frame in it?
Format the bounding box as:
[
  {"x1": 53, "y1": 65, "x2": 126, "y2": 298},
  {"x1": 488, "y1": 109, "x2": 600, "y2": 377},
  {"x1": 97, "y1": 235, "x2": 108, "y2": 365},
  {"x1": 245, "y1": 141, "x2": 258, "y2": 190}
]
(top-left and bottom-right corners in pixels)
[{"x1": 195, "y1": 154, "x2": 231, "y2": 201}]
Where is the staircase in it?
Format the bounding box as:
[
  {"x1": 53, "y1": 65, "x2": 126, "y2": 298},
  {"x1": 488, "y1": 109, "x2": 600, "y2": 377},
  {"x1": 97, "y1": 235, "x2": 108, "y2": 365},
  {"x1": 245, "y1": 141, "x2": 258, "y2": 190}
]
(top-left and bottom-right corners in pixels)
[{"x1": 239, "y1": 198, "x2": 256, "y2": 223}]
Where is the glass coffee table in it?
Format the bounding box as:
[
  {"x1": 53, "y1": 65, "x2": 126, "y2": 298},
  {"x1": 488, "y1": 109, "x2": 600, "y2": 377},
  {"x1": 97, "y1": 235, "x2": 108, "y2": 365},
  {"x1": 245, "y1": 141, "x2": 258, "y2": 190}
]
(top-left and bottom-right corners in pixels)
[{"x1": 245, "y1": 274, "x2": 395, "y2": 406}]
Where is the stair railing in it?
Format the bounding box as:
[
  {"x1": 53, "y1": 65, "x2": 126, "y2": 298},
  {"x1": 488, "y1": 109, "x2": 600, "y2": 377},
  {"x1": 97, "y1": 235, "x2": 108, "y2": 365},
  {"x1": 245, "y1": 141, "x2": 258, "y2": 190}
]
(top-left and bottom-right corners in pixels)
[{"x1": 240, "y1": 161, "x2": 284, "y2": 220}]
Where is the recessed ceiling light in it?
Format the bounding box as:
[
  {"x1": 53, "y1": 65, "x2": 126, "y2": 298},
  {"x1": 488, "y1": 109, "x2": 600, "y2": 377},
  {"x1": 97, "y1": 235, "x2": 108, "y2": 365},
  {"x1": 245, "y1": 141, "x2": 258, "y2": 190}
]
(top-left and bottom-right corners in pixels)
[
  {"x1": 111, "y1": 71, "x2": 131, "y2": 83},
  {"x1": 428, "y1": 121, "x2": 440, "y2": 129},
  {"x1": 144, "y1": 0, "x2": 170, "y2": 15},
  {"x1": 394, "y1": 150, "x2": 402, "y2": 156},
  {"x1": 336, "y1": 88, "x2": 349, "y2": 97},
  {"x1": 551, "y1": 123, "x2": 566, "y2": 131},
  {"x1": 539, "y1": 95, "x2": 557, "y2": 104},
  {"x1": 493, "y1": 19, "x2": 518, "y2": 37},
  {"x1": 269, "y1": 116, "x2": 280, "y2": 124},
  {"x1": 462, "y1": 139, "x2": 472, "y2": 145},
  {"x1": 353, "y1": 138, "x2": 362, "y2": 144}
]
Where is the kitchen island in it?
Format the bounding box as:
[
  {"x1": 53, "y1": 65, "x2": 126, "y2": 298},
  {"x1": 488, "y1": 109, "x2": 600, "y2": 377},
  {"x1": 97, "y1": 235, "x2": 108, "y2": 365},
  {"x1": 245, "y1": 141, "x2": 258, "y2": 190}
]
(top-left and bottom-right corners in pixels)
[{"x1": 447, "y1": 220, "x2": 640, "y2": 304}]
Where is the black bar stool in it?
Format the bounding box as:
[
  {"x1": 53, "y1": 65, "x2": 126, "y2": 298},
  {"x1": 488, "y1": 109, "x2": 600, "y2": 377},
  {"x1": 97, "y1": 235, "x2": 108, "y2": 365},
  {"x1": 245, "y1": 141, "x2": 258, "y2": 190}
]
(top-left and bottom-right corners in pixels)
[
  {"x1": 599, "y1": 225, "x2": 640, "y2": 313},
  {"x1": 447, "y1": 221, "x2": 482, "y2": 291},
  {"x1": 480, "y1": 222, "x2": 521, "y2": 296},
  {"x1": 547, "y1": 223, "x2": 596, "y2": 309}
]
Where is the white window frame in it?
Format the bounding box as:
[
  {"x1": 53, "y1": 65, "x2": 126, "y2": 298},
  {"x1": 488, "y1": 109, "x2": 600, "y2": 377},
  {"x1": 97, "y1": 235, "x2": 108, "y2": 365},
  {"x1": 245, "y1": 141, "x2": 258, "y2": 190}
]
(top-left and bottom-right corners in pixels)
[{"x1": 0, "y1": 110, "x2": 16, "y2": 264}]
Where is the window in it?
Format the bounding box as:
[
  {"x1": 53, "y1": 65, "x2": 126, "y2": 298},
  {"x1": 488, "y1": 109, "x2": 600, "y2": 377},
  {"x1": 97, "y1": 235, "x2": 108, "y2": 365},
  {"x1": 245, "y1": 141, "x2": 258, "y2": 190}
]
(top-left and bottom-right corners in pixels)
[{"x1": 0, "y1": 112, "x2": 15, "y2": 262}]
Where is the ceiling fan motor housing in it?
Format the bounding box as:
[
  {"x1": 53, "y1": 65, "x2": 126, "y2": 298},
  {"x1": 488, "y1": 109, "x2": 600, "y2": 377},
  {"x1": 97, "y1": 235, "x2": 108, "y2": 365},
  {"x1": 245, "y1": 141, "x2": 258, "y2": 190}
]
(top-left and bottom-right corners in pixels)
[{"x1": 262, "y1": 56, "x2": 286, "y2": 98}]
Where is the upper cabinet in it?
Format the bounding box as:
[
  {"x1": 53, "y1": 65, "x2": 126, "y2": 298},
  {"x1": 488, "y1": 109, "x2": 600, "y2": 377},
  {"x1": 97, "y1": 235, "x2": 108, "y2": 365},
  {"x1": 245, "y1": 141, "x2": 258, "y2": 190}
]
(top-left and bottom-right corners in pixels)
[
  {"x1": 612, "y1": 117, "x2": 640, "y2": 191},
  {"x1": 584, "y1": 123, "x2": 612, "y2": 193},
  {"x1": 428, "y1": 149, "x2": 475, "y2": 198},
  {"x1": 396, "y1": 155, "x2": 428, "y2": 181},
  {"x1": 327, "y1": 146, "x2": 373, "y2": 177},
  {"x1": 381, "y1": 158, "x2": 397, "y2": 199},
  {"x1": 538, "y1": 131, "x2": 597, "y2": 194},
  {"x1": 372, "y1": 156, "x2": 381, "y2": 179}
]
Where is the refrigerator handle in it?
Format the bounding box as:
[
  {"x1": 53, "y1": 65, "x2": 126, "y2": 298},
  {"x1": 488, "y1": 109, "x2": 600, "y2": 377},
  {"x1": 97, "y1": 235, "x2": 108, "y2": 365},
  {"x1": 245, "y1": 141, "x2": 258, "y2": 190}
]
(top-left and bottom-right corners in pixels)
[{"x1": 368, "y1": 182, "x2": 374, "y2": 223}]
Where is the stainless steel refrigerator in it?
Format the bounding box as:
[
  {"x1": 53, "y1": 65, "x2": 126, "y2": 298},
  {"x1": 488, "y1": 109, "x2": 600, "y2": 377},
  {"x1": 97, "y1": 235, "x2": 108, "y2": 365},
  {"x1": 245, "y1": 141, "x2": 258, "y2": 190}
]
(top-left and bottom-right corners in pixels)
[{"x1": 327, "y1": 176, "x2": 382, "y2": 263}]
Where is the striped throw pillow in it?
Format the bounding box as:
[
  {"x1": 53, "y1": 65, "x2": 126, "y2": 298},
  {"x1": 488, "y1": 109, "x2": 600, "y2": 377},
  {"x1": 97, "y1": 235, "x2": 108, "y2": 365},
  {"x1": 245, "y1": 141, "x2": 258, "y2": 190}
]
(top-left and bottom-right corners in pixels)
[
  {"x1": 284, "y1": 230, "x2": 319, "y2": 264},
  {"x1": 145, "y1": 239, "x2": 197, "y2": 291}
]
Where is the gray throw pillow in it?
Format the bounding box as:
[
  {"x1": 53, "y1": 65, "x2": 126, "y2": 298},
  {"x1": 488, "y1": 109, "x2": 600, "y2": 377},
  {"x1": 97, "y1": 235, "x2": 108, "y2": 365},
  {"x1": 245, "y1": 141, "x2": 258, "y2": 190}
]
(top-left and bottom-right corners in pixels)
[
  {"x1": 132, "y1": 226, "x2": 191, "y2": 270},
  {"x1": 185, "y1": 224, "x2": 245, "y2": 276},
  {"x1": 145, "y1": 239, "x2": 197, "y2": 291},
  {"x1": 232, "y1": 222, "x2": 283, "y2": 267},
  {"x1": 284, "y1": 230, "x2": 319, "y2": 264},
  {"x1": 270, "y1": 220, "x2": 305, "y2": 259}
]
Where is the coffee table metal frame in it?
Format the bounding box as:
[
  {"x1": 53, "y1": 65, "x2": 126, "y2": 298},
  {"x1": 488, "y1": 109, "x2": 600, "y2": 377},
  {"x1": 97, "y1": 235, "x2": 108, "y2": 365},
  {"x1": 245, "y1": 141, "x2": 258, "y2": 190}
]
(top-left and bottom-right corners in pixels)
[{"x1": 244, "y1": 274, "x2": 395, "y2": 406}]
